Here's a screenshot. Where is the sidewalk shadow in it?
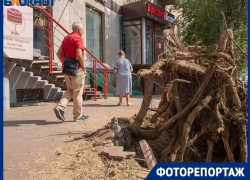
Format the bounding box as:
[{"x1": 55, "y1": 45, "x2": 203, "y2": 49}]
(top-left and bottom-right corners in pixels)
[
  {"x1": 4, "y1": 120, "x2": 65, "y2": 127},
  {"x1": 50, "y1": 131, "x2": 90, "y2": 137},
  {"x1": 67, "y1": 104, "x2": 117, "y2": 107}
]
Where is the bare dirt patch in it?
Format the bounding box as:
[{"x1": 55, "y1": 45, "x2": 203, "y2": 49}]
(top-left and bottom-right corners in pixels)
[{"x1": 27, "y1": 135, "x2": 149, "y2": 180}]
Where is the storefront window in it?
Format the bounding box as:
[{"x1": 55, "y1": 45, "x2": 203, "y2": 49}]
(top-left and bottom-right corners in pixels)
[
  {"x1": 86, "y1": 7, "x2": 102, "y2": 61},
  {"x1": 123, "y1": 19, "x2": 141, "y2": 64},
  {"x1": 146, "y1": 21, "x2": 153, "y2": 65},
  {"x1": 33, "y1": 9, "x2": 49, "y2": 56}
]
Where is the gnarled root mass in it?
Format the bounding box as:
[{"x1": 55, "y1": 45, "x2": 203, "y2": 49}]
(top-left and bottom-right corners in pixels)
[{"x1": 129, "y1": 20, "x2": 248, "y2": 162}]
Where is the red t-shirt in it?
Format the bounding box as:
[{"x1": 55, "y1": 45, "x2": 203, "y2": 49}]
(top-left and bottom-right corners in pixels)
[{"x1": 61, "y1": 32, "x2": 84, "y2": 69}]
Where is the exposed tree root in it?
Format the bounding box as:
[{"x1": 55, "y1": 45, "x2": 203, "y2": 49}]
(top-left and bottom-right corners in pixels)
[
  {"x1": 214, "y1": 99, "x2": 225, "y2": 133},
  {"x1": 238, "y1": 125, "x2": 248, "y2": 162},
  {"x1": 179, "y1": 89, "x2": 216, "y2": 162},
  {"x1": 226, "y1": 109, "x2": 248, "y2": 126},
  {"x1": 128, "y1": 15, "x2": 248, "y2": 162},
  {"x1": 189, "y1": 119, "x2": 210, "y2": 144},
  {"x1": 151, "y1": 102, "x2": 171, "y2": 123},
  {"x1": 130, "y1": 77, "x2": 155, "y2": 134},
  {"x1": 159, "y1": 122, "x2": 178, "y2": 160},
  {"x1": 222, "y1": 125, "x2": 235, "y2": 162},
  {"x1": 159, "y1": 63, "x2": 215, "y2": 133},
  {"x1": 162, "y1": 102, "x2": 174, "y2": 119},
  {"x1": 206, "y1": 140, "x2": 214, "y2": 162}
]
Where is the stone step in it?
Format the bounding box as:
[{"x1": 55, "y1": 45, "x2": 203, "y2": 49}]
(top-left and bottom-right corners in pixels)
[
  {"x1": 9, "y1": 71, "x2": 31, "y2": 90},
  {"x1": 13, "y1": 65, "x2": 25, "y2": 72},
  {"x1": 86, "y1": 94, "x2": 103, "y2": 99},
  {"x1": 9, "y1": 59, "x2": 66, "y2": 103},
  {"x1": 34, "y1": 81, "x2": 46, "y2": 89},
  {"x1": 40, "y1": 66, "x2": 62, "y2": 71},
  {"x1": 40, "y1": 66, "x2": 61, "y2": 69},
  {"x1": 85, "y1": 91, "x2": 102, "y2": 94},
  {"x1": 7, "y1": 61, "x2": 17, "y2": 74},
  {"x1": 33, "y1": 56, "x2": 49, "y2": 60},
  {"x1": 85, "y1": 87, "x2": 94, "y2": 91},
  {"x1": 42, "y1": 70, "x2": 63, "y2": 74},
  {"x1": 55, "y1": 91, "x2": 64, "y2": 100},
  {"x1": 31, "y1": 60, "x2": 50, "y2": 65},
  {"x1": 8, "y1": 59, "x2": 105, "y2": 103},
  {"x1": 49, "y1": 88, "x2": 60, "y2": 100},
  {"x1": 23, "y1": 76, "x2": 39, "y2": 89},
  {"x1": 55, "y1": 75, "x2": 64, "y2": 79},
  {"x1": 43, "y1": 84, "x2": 54, "y2": 100}
]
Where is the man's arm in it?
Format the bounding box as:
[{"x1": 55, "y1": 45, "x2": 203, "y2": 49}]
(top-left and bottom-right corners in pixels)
[
  {"x1": 56, "y1": 47, "x2": 63, "y2": 62},
  {"x1": 130, "y1": 68, "x2": 133, "y2": 72},
  {"x1": 76, "y1": 48, "x2": 85, "y2": 70}
]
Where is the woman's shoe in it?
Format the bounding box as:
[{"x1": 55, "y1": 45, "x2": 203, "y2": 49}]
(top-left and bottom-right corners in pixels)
[
  {"x1": 127, "y1": 103, "x2": 132, "y2": 106},
  {"x1": 117, "y1": 102, "x2": 122, "y2": 106}
]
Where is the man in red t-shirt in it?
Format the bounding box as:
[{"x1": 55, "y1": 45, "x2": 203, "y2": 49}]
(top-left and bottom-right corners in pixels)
[{"x1": 54, "y1": 22, "x2": 89, "y2": 122}]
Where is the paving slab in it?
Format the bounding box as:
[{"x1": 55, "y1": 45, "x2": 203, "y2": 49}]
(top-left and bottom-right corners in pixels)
[
  {"x1": 91, "y1": 129, "x2": 115, "y2": 140},
  {"x1": 102, "y1": 146, "x2": 136, "y2": 159},
  {"x1": 139, "y1": 139, "x2": 157, "y2": 170}
]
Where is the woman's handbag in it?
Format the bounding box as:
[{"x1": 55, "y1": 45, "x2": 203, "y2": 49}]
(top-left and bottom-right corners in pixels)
[
  {"x1": 112, "y1": 76, "x2": 116, "y2": 88},
  {"x1": 62, "y1": 46, "x2": 79, "y2": 76}
]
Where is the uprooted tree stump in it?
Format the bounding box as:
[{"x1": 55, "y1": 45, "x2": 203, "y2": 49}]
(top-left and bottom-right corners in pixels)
[{"x1": 129, "y1": 13, "x2": 248, "y2": 162}]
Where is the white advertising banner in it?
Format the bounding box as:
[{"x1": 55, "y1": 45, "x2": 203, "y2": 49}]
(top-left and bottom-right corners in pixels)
[{"x1": 4, "y1": 6, "x2": 33, "y2": 60}]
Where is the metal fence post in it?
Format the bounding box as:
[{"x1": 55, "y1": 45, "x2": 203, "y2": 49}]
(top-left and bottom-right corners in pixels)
[
  {"x1": 48, "y1": 20, "x2": 53, "y2": 74},
  {"x1": 48, "y1": 20, "x2": 51, "y2": 74},
  {"x1": 93, "y1": 60, "x2": 97, "y2": 101},
  {"x1": 50, "y1": 19, "x2": 53, "y2": 74},
  {"x1": 104, "y1": 69, "x2": 107, "y2": 99}
]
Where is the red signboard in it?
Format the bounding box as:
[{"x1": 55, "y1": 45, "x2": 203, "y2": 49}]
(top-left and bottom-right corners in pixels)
[
  {"x1": 158, "y1": 42, "x2": 162, "y2": 50},
  {"x1": 146, "y1": 2, "x2": 175, "y2": 23},
  {"x1": 147, "y1": 2, "x2": 164, "y2": 19}
]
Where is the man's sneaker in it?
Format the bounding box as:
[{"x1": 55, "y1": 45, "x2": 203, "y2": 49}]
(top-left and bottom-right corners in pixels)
[
  {"x1": 54, "y1": 108, "x2": 65, "y2": 121},
  {"x1": 75, "y1": 115, "x2": 89, "y2": 122}
]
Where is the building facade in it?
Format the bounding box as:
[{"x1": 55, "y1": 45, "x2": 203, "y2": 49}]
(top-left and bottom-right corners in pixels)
[
  {"x1": 52, "y1": 0, "x2": 175, "y2": 65},
  {"x1": 3, "y1": 0, "x2": 176, "y2": 108},
  {"x1": 52, "y1": 0, "x2": 175, "y2": 93}
]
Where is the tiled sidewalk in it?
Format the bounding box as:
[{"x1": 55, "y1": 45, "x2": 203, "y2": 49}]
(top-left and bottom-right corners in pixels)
[{"x1": 4, "y1": 95, "x2": 161, "y2": 179}]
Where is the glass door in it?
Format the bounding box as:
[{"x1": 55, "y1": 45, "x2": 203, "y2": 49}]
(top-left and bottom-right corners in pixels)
[
  {"x1": 122, "y1": 19, "x2": 142, "y2": 64},
  {"x1": 86, "y1": 7, "x2": 102, "y2": 61}
]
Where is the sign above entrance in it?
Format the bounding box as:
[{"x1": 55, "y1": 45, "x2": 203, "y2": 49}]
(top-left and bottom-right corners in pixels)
[
  {"x1": 146, "y1": 2, "x2": 175, "y2": 23},
  {"x1": 121, "y1": 0, "x2": 175, "y2": 26}
]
